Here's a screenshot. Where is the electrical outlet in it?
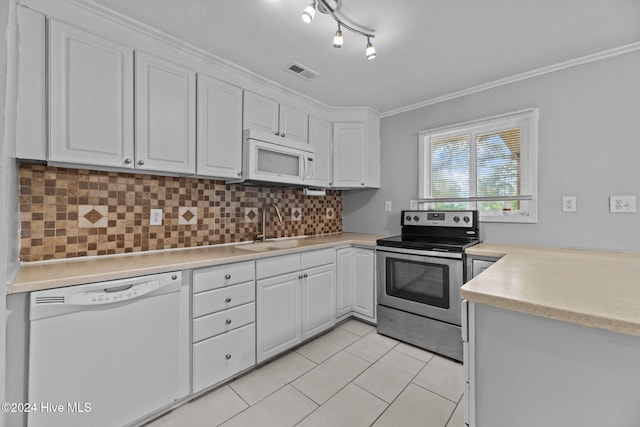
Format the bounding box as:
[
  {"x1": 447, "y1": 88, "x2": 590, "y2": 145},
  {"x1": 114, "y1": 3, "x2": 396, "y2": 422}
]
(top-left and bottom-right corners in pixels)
[
  {"x1": 609, "y1": 195, "x2": 637, "y2": 213},
  {"x1": 385, "y1": 201, "x2": 392, "y2": 212},
  {"x1": 409, "y1": 200, "x2": 418, "y2": 210},
  {"x1": 150, "y1": 209, "x2": 163, "y2": 225},
  {"x1": 562, "y1": 196, "x2": 576, "y2": 212}
]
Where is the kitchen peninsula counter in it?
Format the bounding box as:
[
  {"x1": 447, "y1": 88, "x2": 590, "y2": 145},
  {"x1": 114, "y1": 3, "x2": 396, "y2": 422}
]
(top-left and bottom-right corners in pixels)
[
  {"x1": 462, "y1": 243, "x2": 640, "y2": 337},
  {"x1": 11, "y1": 233, "x2": 382, "y2": 294}
]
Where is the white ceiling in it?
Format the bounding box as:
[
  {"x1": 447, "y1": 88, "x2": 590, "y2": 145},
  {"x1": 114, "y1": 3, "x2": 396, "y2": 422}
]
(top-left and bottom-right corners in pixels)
[{"x1": 91, "y1": 0, "x2": 640, "y2": 114}]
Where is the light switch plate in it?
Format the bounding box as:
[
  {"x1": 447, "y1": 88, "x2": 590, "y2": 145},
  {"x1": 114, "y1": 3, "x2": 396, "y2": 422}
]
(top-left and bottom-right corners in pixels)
[
  {"x1": 385, "y1": 201, "x2": 392, "y2": 212},
  {"x1": 150, "y1": 209, "x2": 163, "y2": 225},
  {"x1": 409, "y1": 200, "x2": 418, "y2": 210},
  {"x1": 609, "y1": 195, "x2": 637, "y2": 213}
]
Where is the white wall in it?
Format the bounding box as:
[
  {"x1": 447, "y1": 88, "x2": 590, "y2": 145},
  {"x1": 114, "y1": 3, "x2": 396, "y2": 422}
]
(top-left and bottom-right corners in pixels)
[
  {"x1": 1, "y1": 0, "x2": 19, "y2": 417},
  {"x1": 343, "y1": 50, "x2": 640, "y2": 253}
]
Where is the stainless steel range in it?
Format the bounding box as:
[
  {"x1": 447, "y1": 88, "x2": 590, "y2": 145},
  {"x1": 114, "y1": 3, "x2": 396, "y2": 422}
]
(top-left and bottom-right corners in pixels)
[{"x1": 376, "y1": 210, "x2": 479, "y2": 361}]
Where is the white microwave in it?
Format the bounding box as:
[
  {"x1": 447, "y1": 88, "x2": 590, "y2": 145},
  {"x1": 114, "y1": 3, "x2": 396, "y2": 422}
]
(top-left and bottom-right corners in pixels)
[{"x1": 238, "y1": 130, "x2": 315, "y2": 186}]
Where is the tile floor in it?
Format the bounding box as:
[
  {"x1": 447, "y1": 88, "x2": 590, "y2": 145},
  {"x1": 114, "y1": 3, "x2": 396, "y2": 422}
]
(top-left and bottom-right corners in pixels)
[{"x1": 147, "y1": 320, "x2": 464, "y2": 427}]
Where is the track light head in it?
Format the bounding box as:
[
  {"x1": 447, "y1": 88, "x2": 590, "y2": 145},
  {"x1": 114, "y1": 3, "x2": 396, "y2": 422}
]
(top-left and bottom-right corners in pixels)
[
  {"x1": 333, "y1": 24, "x2": 343, "y2": 48},
  {"x1": 302, "y1": 2, "x2": 316, "y2": 23},
  {"x1": 366, "y1": 37, "x2": 376, "y2": 60}
]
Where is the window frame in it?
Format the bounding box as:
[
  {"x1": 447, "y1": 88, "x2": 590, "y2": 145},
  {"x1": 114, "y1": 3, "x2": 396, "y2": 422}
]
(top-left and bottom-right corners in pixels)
[{"x1": 418, "y1": 108, "x2": 539, "y2": 223}]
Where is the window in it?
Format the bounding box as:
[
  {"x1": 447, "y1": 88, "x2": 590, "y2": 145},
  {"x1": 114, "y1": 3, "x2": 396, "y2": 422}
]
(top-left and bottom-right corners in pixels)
[{"x1": 418, "y1": 109, "x2": 538, "y2": 222}]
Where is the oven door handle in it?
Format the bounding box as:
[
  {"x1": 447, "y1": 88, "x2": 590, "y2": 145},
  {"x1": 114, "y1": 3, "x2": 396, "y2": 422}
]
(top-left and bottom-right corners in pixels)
[{"x1": 375, "y1": 246, "x2": 463, "y2": 259}]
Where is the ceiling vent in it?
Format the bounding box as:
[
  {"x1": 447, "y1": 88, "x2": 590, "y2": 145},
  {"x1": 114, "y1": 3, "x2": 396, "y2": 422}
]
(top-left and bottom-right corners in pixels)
[{"x1": 284, "y1": 62, "x2": 320, "y2": 81}]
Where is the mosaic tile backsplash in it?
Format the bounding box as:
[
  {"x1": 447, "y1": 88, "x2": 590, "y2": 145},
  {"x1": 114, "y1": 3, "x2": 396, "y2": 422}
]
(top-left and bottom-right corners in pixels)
[{"x1": 19, "y1": 164, "x2": 342, "y2": 262}]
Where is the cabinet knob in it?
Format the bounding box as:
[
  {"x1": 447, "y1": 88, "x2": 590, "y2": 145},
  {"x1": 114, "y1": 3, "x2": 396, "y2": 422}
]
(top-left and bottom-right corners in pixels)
[
  {"x1": 171, "y1": 275, "x2": 177, "y2": 280},
  {"x1": 281, "y1": 133, "x2": 285, "y2": 137},
  {"x1": 275, "y1": 131, "x2": 280, "y2": 136},
  {"x1": 237, "y1": 171, "x2": 242, "y2": 177},
  {"x1": 361, "y1": 182, "x2": 365, "y2": 186},
  {"x1": 329, "y1": 182, "x2": 333, "y2": 186},
  {"x1": 225, "y1": 297, "x2": 231, "y2": 303},
  {"x1": 225, "y1": 319, "x2": 232, "y2": 325},
  {"x1": 225, "y1": 354, "x2": 232, "y2": 360},
  {"x1": 138, "y1": 160, "x2": 145, "y2": 166},
  {"x1": 298, "y1": 274, "x2": 303, "y2": 279},
  {"x1": 303, "y1": 273, "x2": 308, "y2": 278},
  {"x1": 124, "y1": 158, "x2": 132, "y2": 164},
  {"x1": 225, "y1": 274, "x2": 231, "y2": 280}
]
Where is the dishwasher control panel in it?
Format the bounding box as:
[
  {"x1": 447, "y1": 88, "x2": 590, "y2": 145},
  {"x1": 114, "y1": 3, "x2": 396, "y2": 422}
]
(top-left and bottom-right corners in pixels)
[{"x1": 67, "y1": 280, "x2": 160, "y2": 305}]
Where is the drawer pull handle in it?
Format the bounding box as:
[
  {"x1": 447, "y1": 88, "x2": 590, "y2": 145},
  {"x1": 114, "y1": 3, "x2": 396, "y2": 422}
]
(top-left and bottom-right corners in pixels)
[
  {"x1": 225, "y1": 274, "x2": 231, "y2": 280},
  {"x1": 225, "y1": 354, "x2": 232, "y2": 360},
  {"x1": 225, "y1": 319, "x2": 232, "y2": 325},
  {"x1": 225, "y1": 297, "x2": 232, "y2": 303}
]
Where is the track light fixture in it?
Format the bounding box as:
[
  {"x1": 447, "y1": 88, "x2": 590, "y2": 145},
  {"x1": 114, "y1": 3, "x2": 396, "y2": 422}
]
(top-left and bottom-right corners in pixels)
[
  {"x1": 302, "y1": 0, "x2": 377, "y2": 59},
  {"x1": 365, "y1": 37, "x2": 376, "y2": 60},
  {"x1": 302, "y1": 1, "x2": 316, "y2": 24},
  {"x1": 333, "y1": 23, "x2": 343, "y2": 48}
]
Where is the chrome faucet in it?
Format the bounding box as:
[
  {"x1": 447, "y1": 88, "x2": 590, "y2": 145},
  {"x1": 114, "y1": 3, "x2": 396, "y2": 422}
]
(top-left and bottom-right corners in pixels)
[{"x1": 256, "y1": 204, "x2": 284, "y2": 242}]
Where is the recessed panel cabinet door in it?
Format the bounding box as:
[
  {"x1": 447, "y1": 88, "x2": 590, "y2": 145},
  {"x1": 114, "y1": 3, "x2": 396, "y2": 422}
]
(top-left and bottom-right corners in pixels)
[
  {"x1": 301, "y1": 264, "x2": 336, "y2": 339},
  {"x1": 49, "y1": 20, "x2": 134, "y2": 168},
  {"x1": 333, "y1": 122, "x2": 366, "y2": 188},
  {"x1": 256, "y1": 272, "x2": 302, "y2": 363},
  {"x1": 279, "y1": 104, "x2": 309, "y2": 144},
  {"x1": 196, "y1": 75, "x2": 243, "y2": 178},
  {"x1": 309, "y1": 117, "x2": 332, "y2": 187},
  {"x1": 243, "y1": 91, "x2": 279, "y2": 135},
  {"x1": 353, "y1": 248, "x2": 375, "y2": 319},
  {"x1": 135, "y1": 52, "x2": 196, "y2": 174}
]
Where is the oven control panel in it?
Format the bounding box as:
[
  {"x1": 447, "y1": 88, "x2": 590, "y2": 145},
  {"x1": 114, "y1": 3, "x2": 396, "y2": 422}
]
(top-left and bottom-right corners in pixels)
[{"x1": 401, "y1": 210, "x2": 476, "y2": 227}]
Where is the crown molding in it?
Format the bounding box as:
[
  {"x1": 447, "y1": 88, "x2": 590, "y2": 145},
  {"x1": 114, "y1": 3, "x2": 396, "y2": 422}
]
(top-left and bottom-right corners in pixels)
[{"x1": 381, "y1": 41, "x2": 640, "y2": 118}]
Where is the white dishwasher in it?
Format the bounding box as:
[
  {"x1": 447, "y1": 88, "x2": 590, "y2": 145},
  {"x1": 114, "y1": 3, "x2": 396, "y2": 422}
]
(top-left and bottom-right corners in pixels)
[{"x1": 28, "y1": 271, "x2": 190, "y2": 427}]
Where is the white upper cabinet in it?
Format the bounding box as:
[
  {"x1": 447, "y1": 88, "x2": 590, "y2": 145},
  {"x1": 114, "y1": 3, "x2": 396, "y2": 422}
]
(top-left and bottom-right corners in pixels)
[
  {"x1": 49, "y1": 20, "x2": 135, "y2": 168},
  {"x1": 279, "y1": 104, "x2": 309, "y2": 144},
  {"x1": 333, "y1": 122, "x2": 367, "y2": 188},
  {"x1": 309, "y1": 116, "x2": 332, "y2": 188},
  {"x1": 196, "y1": 74, "x2": 243, "y2": 179},
  {"x1": 243, "y1": 91, "x2": 309, "y2": 144},
  {"x1": 243, "y1": 91, "x2": 279, "y2": 135},
  {"x1": 135, "y1": 52, "x2": 196, "y2": 174}
]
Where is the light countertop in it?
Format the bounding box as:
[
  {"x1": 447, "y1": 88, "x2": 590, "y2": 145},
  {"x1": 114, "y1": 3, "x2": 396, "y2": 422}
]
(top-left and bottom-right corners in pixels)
[
  {"x1": 462, "y1": 243, "x2": 640, "y2": 337},
  {"x1": 11, "y1": 233, "x2": 383, "y2": 294}
]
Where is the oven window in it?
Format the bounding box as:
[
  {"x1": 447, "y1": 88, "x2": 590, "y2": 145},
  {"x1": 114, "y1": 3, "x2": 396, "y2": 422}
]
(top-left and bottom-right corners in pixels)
[{"x1": 385, "y1": 257, "x2": 450, "y2": 309}]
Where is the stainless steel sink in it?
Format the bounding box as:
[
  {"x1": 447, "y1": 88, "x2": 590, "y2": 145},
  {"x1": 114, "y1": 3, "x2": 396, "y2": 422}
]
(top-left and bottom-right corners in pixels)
[{"x1": 237, "y1": 239, "x2": 303, "y2": 252}]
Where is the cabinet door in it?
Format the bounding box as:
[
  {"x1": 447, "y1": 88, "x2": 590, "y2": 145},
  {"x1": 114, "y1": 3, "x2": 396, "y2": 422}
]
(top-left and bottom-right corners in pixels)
[
  {"x1": 279, "y1": 104, "x2": 309, "y2": 144},
  {"x1": 196, "y1": 75, "x2": 243, "y2": 179},
  {"x1": 353, "y1": 248, "x2": 375, "y2": 319},
  {"x1": 135, "y1": 52, "x2": 196, "y2": 174},
  {"x1": 301, "y1": 264, "x2": 336, "y2": 340},
  {"x1": 333, "y1": 122, "x2": 366, "y2": 188},
  {"x1": 256, "y1": 272, "x2": 302, "y2": 363},
  {"x1": 309, "y1": 117, "x2": 332, "y2": 187},
  {"x1": 49, "y1": 20, "x2": 134, "y2": 168},
  {"x1": 336, "y1": 248, "x2": 354, "y2": 318},
  {"x1": 243, "y1": 91, "x2": 279, "y2": 135}
]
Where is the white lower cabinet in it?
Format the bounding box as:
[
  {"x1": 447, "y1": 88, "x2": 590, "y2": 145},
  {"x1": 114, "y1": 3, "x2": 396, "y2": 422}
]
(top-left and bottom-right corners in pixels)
[
  {"x1": 336, "y1": 247, "x2": 376, "y2": 322},
  {"x1": 256, "y1": 249, "x2": 336, "y2": 363},
  {"x1": 191, "y1": 261, "x2": 256, "y2": 394}
]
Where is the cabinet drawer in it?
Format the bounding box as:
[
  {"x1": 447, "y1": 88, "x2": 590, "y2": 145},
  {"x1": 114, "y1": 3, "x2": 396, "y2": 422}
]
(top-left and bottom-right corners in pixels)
[
  {"x1": 301, "y1": 248, "x2": 335, "y2": 270},
  {"x1": 256, "y1": 253, "x2": 300, "y2": 279},
  {"x1": 193, "y1": 281, "x2": 255, "y2": 318},
  {"x1": 193, "y1": 302, "x2": 255, "y2": 343},
  {"x1": 193, "y1": 323, "x2": 256, "y2": 393},
  {"x1": 193, "y1": 261, "x2": 255, "y2": 293}
]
